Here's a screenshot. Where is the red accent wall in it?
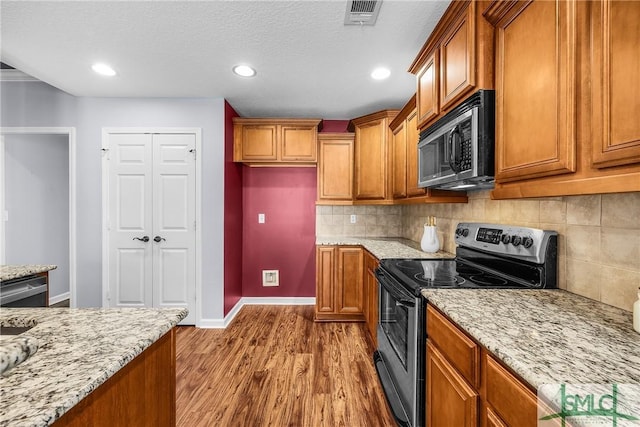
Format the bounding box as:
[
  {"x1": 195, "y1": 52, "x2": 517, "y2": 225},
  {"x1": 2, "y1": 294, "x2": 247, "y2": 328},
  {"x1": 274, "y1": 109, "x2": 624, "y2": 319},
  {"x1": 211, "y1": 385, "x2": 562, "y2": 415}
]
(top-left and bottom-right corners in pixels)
[
  {"x1": 223, "y1": 101, "x2": 243, "y2": 315},
  {"x1": 321, "y1": 120, "x2": 350, "y2": 133},
  {"x1": 242, "y1": 167, "x2": 317, "y2": 297}
]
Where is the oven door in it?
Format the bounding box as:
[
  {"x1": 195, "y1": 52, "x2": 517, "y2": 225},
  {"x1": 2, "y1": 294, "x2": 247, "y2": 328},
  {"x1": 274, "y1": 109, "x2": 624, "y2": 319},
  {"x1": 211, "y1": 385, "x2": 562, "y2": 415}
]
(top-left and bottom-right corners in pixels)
[{"x1": 373, "y1": 268, "x2": 424, "y2": 427}]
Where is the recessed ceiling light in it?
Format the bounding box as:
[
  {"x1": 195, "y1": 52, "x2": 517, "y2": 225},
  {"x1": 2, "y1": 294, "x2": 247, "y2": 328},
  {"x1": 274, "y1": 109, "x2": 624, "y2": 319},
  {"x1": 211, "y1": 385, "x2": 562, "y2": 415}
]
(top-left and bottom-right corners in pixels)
[
  {"x1": 92, "y1": 63, "x2": 116, "y2": 77},
  {"x1": 371, "y1": 67, "x2": 391, "y2": 80},
  {"x1": 233, "y1": 65, "x2": 256, "y2": 78}
]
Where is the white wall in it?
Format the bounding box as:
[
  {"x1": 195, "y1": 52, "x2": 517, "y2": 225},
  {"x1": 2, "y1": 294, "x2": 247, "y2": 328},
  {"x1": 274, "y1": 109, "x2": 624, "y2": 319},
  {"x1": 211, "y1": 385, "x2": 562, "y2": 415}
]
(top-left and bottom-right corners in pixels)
[
  {"x1": 4, "y1": 134, "x2": 70, "y2": 299},
  {"x1": 1, "y1": 81, "x2": 227, "y2": 321}
]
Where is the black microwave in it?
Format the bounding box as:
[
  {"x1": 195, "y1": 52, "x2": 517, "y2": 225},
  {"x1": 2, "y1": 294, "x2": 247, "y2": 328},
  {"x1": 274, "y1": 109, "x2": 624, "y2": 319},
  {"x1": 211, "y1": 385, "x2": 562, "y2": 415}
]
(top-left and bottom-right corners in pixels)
[{"x1": 417, "y1": 90, "x2": 495, "y2": 190}]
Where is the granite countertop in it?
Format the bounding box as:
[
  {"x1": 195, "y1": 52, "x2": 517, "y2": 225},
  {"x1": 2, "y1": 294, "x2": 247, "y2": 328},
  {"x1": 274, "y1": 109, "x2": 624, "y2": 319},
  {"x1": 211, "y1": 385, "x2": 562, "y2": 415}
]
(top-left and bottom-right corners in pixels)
[
  {"x1": 0, "y1": 265, "x2": 58, "y2": 282},
  {"x1": 421, "y1": 289, "x2": 640, "y2": 389},
  {"x1": 316, "y1": 236, "x2": 454, "y2": 260},
  {"x1": 0, "y1": 307, "x2": 188, "y2": 427}
]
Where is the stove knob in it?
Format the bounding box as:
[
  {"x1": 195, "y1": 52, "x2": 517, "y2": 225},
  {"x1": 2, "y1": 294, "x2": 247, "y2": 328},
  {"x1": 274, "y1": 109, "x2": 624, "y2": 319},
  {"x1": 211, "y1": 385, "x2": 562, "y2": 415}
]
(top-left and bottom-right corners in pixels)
[
  {"x1": 462, "y1": 228, "x2": 469, "y2": 237},
  {"x1": 512, "y1": 235, "x2": 522, "y2": 246},
  {"x1": 501, "y1": 234, "x2": 510, "y2": 244},
  {"x1": 523, "y1": 237, "x2": 534, "y2": 248},
  {"x1": 455, "y1": 228, "x2": 462, "y2": 236}
]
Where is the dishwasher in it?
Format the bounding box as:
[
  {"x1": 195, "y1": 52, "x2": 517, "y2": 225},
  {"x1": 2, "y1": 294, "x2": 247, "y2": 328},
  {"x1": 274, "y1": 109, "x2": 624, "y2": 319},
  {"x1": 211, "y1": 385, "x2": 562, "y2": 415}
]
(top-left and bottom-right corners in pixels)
[{"x1": 0, "y1": 274, "x2": 48, "y2": 307}]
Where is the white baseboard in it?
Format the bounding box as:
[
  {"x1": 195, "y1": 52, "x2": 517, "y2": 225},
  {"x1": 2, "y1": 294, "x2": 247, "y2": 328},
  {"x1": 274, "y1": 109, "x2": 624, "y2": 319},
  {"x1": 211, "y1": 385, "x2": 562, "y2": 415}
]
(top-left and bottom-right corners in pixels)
[
  {"x1": 49, "y1": 292, "x2": 70, "y2": 306},
  {"x1": 198, "y1": 297, "x2": 316, "y2": 329}
]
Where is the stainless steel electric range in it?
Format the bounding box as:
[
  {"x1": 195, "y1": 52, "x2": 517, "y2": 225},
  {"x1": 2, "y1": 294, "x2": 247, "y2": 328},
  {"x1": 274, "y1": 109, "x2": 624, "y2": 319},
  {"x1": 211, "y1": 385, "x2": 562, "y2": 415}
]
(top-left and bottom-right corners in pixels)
[{"x1": 373, "y1": 222, "x2": 558, "y2": 427}]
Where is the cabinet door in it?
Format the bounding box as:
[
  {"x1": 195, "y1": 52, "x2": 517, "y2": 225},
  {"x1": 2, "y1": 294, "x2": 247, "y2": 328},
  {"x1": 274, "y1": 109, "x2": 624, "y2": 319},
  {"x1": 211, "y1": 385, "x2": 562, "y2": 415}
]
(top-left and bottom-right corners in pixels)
[
  {"x1": 485, "y1": 406, "x2": 508, "y2": 427},
  {"x1": 391, "y1": 120, "x2": 407, "y2": 199},
  {"x1": 336, "y1": 247, "x2": 364, "y2": 315},
  {"x1": 485, "y1": 355, "x2": 538, "y2": 427},
  {"x1": 280, "y1": 125, "x2": 317, "y2": 162},
  {"x1": 426, "y1": 341, "x2": 478, "y2": 427},
  {"x1": 315, "y1": 246, "x2": 336, "y2": 314},
  {"x1": 405, "y1": 109, "x2": 426, "y2": 197},
  {"x1": 238, "y1": 125, "x2": 278, "y2": 161},
  {"x1": 417, "y1": 50, "x2": 439, "y2": 128},
  {"x1": 591, "y1": 0, "x2": 640, "y2": 168},
  {"x1": 317, "y1": 135, "x2": 354, "y2": 201},
  {"x1": 354, "y1": 119, "x2": 388, "y2": 200},
  {"x1": 440, "y1": 3, "x2": 476, "y2": 110},
  {"x1": 494, "y1": 0, "x2": 577, "y2": 183}
]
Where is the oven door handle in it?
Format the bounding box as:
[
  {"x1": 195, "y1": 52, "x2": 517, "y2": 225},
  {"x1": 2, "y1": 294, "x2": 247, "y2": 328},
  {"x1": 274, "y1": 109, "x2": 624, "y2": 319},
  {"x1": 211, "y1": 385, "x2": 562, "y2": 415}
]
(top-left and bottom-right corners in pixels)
[{"x1": 375, "y1": 270, "x2": 415, "y2": 308}]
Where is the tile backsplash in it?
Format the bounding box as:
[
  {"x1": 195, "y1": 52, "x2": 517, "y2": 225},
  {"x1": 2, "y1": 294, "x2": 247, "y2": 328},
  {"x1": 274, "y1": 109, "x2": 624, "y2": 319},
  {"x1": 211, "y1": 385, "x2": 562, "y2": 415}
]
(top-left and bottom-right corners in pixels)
[
  {"x1": 316, "y1": 205, "x2": 402, "y2": 238},
  {"x1": 401, "y1": 191, "x2": 640, "y2": 312},
  {"x1": 316, "y1": 191, "x2": 640, "y2": 312}
]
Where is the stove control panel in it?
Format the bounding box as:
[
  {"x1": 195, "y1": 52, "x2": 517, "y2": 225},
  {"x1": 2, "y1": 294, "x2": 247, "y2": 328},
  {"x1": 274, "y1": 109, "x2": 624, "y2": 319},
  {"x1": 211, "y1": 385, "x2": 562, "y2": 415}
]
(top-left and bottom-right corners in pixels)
[{"x1": 455, "y1": 222, "x2": 557, "y2": 264}]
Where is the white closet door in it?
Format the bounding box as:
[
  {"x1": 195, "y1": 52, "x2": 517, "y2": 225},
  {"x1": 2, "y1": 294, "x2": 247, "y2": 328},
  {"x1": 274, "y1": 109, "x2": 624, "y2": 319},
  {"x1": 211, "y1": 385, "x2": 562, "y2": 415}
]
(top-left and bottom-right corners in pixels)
[
  {"x1": 152, "y1": 134, "x2": 196, "y2": 324},
  {"x1": 108, "y1": 133, "x2": 154, "y2": 308},
  {"x1": 106, "y1": 131, "x2": 196, "y2": 325}
]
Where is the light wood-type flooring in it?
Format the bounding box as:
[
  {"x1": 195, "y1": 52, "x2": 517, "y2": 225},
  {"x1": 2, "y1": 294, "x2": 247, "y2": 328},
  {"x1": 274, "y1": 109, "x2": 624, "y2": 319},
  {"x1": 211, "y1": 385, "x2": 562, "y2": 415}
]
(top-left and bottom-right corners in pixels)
[{"x1": 176, "y1": 305, "x2": 395, "y2": 427}]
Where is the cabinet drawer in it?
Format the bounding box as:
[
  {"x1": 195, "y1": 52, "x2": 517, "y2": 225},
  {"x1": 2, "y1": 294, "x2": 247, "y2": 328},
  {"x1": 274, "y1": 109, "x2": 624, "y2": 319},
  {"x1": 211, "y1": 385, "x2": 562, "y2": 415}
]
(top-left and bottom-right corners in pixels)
[
  {"x1": 426, "y1": 305, "x2": 479, "y2": 387},
  {"x1": 485, "y1": 354, "x2": 537, "y2": 427}
]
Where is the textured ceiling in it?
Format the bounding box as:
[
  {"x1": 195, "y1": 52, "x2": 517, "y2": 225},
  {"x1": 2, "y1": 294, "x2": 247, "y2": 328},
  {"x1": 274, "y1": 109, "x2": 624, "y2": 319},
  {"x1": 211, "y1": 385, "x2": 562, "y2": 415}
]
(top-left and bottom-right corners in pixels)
[{"x1": 0, "y1": 1, "x2": 450, "y2": 119}]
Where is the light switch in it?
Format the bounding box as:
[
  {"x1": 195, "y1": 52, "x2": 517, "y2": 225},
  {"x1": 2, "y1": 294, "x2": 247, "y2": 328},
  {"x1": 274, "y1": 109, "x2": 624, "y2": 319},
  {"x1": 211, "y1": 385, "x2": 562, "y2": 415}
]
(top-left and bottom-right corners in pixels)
[{"x1": 258, "y1": 213, "x2": 265, "y2": 224}]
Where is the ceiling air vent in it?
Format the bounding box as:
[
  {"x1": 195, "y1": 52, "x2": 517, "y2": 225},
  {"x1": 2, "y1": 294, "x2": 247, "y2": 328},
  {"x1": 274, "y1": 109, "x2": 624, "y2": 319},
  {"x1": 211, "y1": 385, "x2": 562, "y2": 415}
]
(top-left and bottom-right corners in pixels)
[{"x1": 344, "y1": 0, "x2": 382, "y2": 26}]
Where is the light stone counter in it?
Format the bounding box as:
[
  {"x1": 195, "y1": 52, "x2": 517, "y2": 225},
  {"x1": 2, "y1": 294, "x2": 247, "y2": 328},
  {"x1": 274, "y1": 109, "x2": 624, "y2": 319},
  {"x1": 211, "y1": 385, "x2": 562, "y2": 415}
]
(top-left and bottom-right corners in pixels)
[
  {"x1": 0, "y1": 307, "x2": 187, "y2": 427},
  {"x1": 421, "y1": 289, "x2": 640, "y2": 388},
  {"x1": 315, "y1": 236, "x2": 454, "y2": 260},
  {"x1": 0, "y1": 265, "x2": 57, "y2": 282}
]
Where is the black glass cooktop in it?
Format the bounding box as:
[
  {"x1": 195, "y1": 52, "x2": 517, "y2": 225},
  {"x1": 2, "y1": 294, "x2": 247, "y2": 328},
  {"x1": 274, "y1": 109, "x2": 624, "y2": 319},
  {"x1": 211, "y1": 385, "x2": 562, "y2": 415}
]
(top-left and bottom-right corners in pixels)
[{"x1": 379, "y1": 258, "x2": 529, "y2": 294}]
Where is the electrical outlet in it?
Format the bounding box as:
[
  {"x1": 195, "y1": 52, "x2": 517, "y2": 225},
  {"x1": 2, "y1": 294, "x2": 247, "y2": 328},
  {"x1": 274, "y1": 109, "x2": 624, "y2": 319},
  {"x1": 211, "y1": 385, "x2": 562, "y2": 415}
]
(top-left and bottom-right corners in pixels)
[
  {"x1": 350, "y1": 214, "x2": 357, "y2": 224},
  {"x1": 262, "y1": 270, "x2": 279, "y2": 287},
  {"x1": 258, "y1": 213, "x2": 265, "y2": 224}
]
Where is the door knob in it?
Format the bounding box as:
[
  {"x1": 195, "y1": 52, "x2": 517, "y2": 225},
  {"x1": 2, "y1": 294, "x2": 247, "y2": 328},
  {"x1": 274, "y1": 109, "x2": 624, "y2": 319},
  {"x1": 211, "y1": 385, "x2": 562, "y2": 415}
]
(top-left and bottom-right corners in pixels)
[
  {"x1": 133, "y1": 236, "x2": 150, "y2": 242},
  {"x1": 154, "y1": 236, "x2": 166, "y2": 243}
]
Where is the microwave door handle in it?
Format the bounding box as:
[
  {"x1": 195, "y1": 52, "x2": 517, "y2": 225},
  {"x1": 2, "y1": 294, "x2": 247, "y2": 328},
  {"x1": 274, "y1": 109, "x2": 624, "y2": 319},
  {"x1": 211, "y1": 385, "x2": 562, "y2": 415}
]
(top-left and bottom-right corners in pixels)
[{"x1": 448, "y1": 125, "x2": 461, "y2": 173}]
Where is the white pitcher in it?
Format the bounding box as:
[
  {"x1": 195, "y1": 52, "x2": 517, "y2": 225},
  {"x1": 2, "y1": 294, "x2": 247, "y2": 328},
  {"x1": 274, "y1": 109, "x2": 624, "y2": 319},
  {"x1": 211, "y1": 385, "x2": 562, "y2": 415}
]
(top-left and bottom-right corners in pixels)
[{"x1": 421, "y1": 225, "x2": 440, "y2": 253}]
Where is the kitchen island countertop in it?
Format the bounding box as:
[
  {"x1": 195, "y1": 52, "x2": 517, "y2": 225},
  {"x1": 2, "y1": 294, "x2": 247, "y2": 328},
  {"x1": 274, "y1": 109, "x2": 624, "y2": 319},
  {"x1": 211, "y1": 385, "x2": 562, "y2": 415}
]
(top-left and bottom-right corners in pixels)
[
  {"x1": 0, "y1": 265, "x2": 57, "y2": 282},
  {"x1": 0, "y1": 307, "x2": 187, "y2": 427},
  {"x1": 315, "y1": 236, "x2": 454, "y2": 260},
  {"x1": 421, "y1": 289, "x2": 640, "y2": 389}
]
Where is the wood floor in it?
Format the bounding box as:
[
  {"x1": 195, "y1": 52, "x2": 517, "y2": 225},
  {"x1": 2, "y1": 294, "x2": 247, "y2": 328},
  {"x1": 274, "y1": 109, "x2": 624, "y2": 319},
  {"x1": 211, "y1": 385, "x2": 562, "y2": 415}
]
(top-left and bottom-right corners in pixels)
[{"x1": 175, "y1": 305, "x2": 396, "y2": 427}]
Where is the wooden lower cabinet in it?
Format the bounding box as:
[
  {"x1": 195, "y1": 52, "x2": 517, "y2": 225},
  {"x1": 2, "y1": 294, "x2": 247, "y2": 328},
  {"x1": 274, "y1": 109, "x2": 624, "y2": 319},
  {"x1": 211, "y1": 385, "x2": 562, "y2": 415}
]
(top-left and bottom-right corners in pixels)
[
  {"x1": 54, "y1": 329, "x2": 176, "y2": 426},
  {"x1": 363, "y1": 250, "x2": 379, "y2": 346},
  {"x1": 426, "y1": 305, "x2": 539, "y2": 427},
  {"x1": 426, "y1": 340, "x2": 479, "y2": 427},
  {"x1": 315, "y1": 245, "x2": 364, "y2": 322},
  {"x1": 484, "y1": 353, "x2": 538, "y2": 427}
]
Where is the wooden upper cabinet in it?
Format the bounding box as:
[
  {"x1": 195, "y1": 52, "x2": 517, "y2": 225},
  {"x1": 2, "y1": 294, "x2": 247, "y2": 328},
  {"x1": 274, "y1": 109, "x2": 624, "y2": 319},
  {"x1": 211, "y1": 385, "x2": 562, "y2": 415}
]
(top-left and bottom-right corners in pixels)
[
  {"x1": 416, "y1": 51, "x2": 439, "y2": 126},
  {"x1": 236, "y1": 124, "x2": 278, "y2": 161},
  {"x1": 488, "y1": 0, "x2": 577, "y2": 183},
  {"x1": 591, "y1": 0, "x2": 640, "y2": 169},
  {"x1": 440, "y1": 3, "x2": 475, "y2": 110},
  {"x1": 405, "y1": 108, "x2": 424, "y2": 197},
  {"x1": 317, "y1": 133, "x2": 354, "y2": 203},
  {"x1": 350, "y1": 110, "x2": 399, "y2": 202},
  {"x1": 391, "y1": 118, "x2": 407, "y2": 199},
  {"x1": 390, "y1": 95, "x2": 426, "y2": 200},
  {"x1": 409, "y1": 0, "x2": 494, "y2": 130},
  {"x1": 233, "y1": 118, "x2": 322, "y2": 165},
  {"x1": 280, "y1": 125, "x2": 317, "y2": 162}
]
